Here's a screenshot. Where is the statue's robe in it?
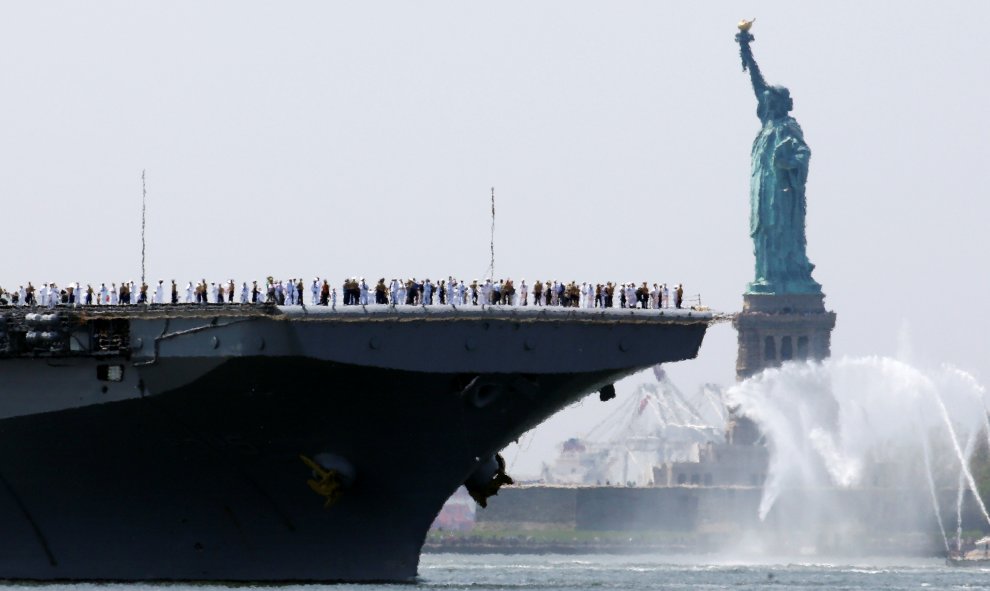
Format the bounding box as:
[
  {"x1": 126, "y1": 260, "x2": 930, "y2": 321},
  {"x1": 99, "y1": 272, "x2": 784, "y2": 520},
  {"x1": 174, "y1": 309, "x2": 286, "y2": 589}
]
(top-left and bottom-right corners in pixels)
[{"x1": 748, "y1": 115, "x2": 821, "y2": 294}]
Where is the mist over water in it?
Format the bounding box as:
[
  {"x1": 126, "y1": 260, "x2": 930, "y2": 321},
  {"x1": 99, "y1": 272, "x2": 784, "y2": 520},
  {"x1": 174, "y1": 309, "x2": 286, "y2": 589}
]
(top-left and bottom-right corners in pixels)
[{"x1": 725, "y1": 356, "x2": 990, "y2": 553}]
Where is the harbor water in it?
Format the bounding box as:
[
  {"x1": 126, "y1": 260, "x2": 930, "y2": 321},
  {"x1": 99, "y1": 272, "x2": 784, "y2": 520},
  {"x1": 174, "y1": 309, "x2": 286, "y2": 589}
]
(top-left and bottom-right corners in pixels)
[{"x1": 5, "y1": 554, "x2": 985, "y2": 590}]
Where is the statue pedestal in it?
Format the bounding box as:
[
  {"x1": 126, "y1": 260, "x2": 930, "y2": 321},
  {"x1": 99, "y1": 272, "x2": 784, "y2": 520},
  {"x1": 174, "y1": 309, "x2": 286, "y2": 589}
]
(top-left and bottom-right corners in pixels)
[
  {"x1": 734, "y1": 293, "x2": 835, "y2": 380},
  {"x1": 729, "y1": 292, "x2": 836, "y2": 445}
]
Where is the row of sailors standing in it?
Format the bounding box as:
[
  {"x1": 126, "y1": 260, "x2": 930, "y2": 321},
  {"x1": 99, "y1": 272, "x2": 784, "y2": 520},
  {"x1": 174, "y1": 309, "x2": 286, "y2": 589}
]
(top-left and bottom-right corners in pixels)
[
  {"x1": 1, "y1": 280, "x2": 275, "y2": 307},
  {"x1": 329, "y1": 278, "x2": 685, "y2": 310},
  {"x1": 1, "y1": 278, "x2": 685, "y2": 310}
]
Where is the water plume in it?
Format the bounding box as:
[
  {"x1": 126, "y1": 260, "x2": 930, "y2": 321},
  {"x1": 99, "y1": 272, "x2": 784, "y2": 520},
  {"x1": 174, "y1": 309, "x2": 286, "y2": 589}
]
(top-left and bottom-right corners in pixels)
[{"x1": 725, "y1": 356, "x2": 989, "y2": 553}]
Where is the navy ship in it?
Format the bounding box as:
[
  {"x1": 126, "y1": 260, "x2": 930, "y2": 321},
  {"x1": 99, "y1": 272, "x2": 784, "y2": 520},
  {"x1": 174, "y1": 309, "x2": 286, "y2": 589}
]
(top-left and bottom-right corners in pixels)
[{"x1": 0, "y1": 302, "x2": 710, "y2": 582}]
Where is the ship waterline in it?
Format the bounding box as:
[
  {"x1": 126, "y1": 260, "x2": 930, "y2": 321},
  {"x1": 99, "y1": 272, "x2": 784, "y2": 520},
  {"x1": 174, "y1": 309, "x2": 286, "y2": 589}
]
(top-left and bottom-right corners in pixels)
[{"x1": 0, "y1": 304, "x2": 710, "y2": 581}]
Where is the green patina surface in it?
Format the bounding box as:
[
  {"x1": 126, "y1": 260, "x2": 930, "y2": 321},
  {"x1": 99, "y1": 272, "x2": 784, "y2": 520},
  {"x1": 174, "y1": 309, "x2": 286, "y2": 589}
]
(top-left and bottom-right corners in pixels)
[{"x1": 736, "y1": 28, "x2": 822, "y2": 296}]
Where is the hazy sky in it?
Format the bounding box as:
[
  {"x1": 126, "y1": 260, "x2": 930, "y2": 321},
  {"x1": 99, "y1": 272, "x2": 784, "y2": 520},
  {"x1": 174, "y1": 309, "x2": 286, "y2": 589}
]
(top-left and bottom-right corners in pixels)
[{"x1": 2, "y1": 2, "x2": 987, "y2": 476}]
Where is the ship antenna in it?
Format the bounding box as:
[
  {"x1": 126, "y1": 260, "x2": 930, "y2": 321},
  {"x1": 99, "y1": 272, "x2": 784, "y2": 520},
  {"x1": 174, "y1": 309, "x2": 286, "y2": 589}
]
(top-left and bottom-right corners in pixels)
[
  {"x1": 487, "y1": 186, "x2": 495, "y2": 281},
  {"x1": 141, "y1": 169, "x2": 147, "y2": 286}
]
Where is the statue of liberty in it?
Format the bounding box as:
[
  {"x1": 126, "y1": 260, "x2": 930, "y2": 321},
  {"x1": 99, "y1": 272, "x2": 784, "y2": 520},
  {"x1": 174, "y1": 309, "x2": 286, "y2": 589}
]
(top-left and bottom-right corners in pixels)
[{"x1": 736, "y1": 21, "x2": 822, "y2": 295}]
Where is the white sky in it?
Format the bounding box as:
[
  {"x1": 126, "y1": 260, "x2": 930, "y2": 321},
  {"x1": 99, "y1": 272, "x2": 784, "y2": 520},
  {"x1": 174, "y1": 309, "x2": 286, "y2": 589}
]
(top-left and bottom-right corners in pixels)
[{"x1": 2, "y1": 2, "x2": 987, "y2": 476}]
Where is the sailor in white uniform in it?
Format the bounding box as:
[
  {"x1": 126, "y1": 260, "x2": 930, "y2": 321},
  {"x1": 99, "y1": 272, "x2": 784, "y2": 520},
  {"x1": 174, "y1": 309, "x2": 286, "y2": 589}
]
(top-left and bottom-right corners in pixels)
[
  {"x1": 422, "y1": 280, "x2": 432, "y2": 305},
  {"x1": 311, "y1": 279, "x2": 319, "y2": 305},
  {"x1": 154, "y1": 280, "x2": 164, "y2": 305},
  {"x1": 360, "y1": 279, "x2": 369, "y2": 306}
]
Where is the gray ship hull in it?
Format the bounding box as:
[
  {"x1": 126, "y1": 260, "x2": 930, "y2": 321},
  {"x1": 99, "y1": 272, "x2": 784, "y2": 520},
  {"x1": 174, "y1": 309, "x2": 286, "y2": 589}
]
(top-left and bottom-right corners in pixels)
[{"x1": 0, "y1": 304, "x2": 710, "y2": 581}]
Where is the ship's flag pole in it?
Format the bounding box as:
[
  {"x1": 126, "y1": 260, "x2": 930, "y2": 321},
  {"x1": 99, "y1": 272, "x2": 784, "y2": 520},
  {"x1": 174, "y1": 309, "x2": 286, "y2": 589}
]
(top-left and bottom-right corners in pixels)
[
  {"x1": 488, "y1": 186, "x2": 495, "y2": 281},
  {"x1": 141, "y1": 169, "x2": 147, "y2": 286}
]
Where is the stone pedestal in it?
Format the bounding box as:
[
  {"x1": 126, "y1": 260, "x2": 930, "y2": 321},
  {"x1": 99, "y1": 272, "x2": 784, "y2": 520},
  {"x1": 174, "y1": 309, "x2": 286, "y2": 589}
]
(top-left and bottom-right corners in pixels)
[{"x1": 728, "y1": 293, "x2": 836, "y2": 445}]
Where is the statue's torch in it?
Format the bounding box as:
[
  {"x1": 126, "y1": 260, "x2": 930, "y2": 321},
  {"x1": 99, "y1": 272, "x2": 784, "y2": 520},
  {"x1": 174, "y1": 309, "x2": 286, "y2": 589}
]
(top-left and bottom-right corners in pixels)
[{"x1": 736, "y1": 18, "x2": 756, "y2": 71}]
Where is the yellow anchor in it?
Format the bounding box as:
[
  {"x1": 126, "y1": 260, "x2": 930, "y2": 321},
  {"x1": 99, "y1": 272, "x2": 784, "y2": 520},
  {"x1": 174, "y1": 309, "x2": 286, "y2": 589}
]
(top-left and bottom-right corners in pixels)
[{"x1": 300, "y1": 454, "x2": 343, "y2": 508}]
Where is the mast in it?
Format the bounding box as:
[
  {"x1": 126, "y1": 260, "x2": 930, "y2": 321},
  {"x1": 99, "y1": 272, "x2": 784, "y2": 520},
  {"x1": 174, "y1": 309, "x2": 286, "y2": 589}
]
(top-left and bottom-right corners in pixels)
[
  {"x1": 141, "y1": 170, "x2": 147, "y2": 286},
  {"x1": 488, "y1": 186, "x2": 495, "y2": 281}
]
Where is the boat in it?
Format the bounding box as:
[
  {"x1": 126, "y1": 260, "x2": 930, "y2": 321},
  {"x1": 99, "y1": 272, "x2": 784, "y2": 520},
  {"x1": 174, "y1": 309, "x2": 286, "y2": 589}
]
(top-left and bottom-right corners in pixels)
[
  {"x1": 947, "y1": 536, "x2": 990, "y2": 567},
  {"x1": 0, "y1": 301, "x2": 710, "y2": 581}
]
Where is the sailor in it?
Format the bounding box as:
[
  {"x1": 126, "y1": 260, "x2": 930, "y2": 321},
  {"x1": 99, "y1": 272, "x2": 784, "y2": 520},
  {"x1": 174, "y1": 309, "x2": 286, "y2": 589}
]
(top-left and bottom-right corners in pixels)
[
  {"x1": 438, "y1": 280, "x2": 446, "y2": 305},
  {"x1": 285, "y1": 279, "x2": 295, "y2": 305},
  {"x1": 39, "y1": 283, "x2": 48, "y2": 307},
  {"x1": 480, "y1": 280, "x2": 490, "y2": 305},
  {"x1": 84, "y1": 284, "x2": 92, "y2": 306},
  {"x1": 318, "y1": 280, "x2": 328, "y2": 305},
  {"x1": 153, "y1": 280, "x2": 163, "y2": 305},
  {"x1": 359, "y1": 278, "x2": 369, "y2": 306},
  {"x1": 330, "y1": 287, "x2": 337, "y2": 307},
  {"x1": 297, "y1": 279, "x2": 305, "y2": 305},
  {"x1": 458, "y1": 280, "x2": 467, "y2": 306},
  {"x1": 185, "y1": 281, "x2": 193, "y2": 303},
  {"x1": 488, "y1": 280, "x2": 498, "y2": 305},
  {"x1": 252, "y1": 281, "x2": 261, "y2": 304},
  {"x1": 423, "y1": 279, "x2": 432, "y2": 305},
  {"x1": 129, "y1": 281, "x2": 137, "y2": 305},
  {"x1": 311, "y1": 279, "x2": 320, "y2": 305},
  {"x1": 240, "y1": 282, "x2": 249, "y2": 304},
  {"x1": 662, "y1": 283, "x2": 670, "y2": 308},
  {"x1": 389, "y1": 278, "x2": 398, "y2": 305},
  {"x1": 374, "y1": 279, "x2": 386, "y2": 305},
  {"x1": 675, "y1": 283, "x2": 684, "y2": 309}
]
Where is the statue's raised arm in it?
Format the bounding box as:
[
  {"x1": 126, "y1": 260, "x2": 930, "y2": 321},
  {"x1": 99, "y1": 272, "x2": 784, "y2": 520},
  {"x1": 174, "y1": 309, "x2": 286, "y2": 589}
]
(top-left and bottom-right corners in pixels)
[{"x1": 735, "y1": 20, "x2": 768, "y2": 98}]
